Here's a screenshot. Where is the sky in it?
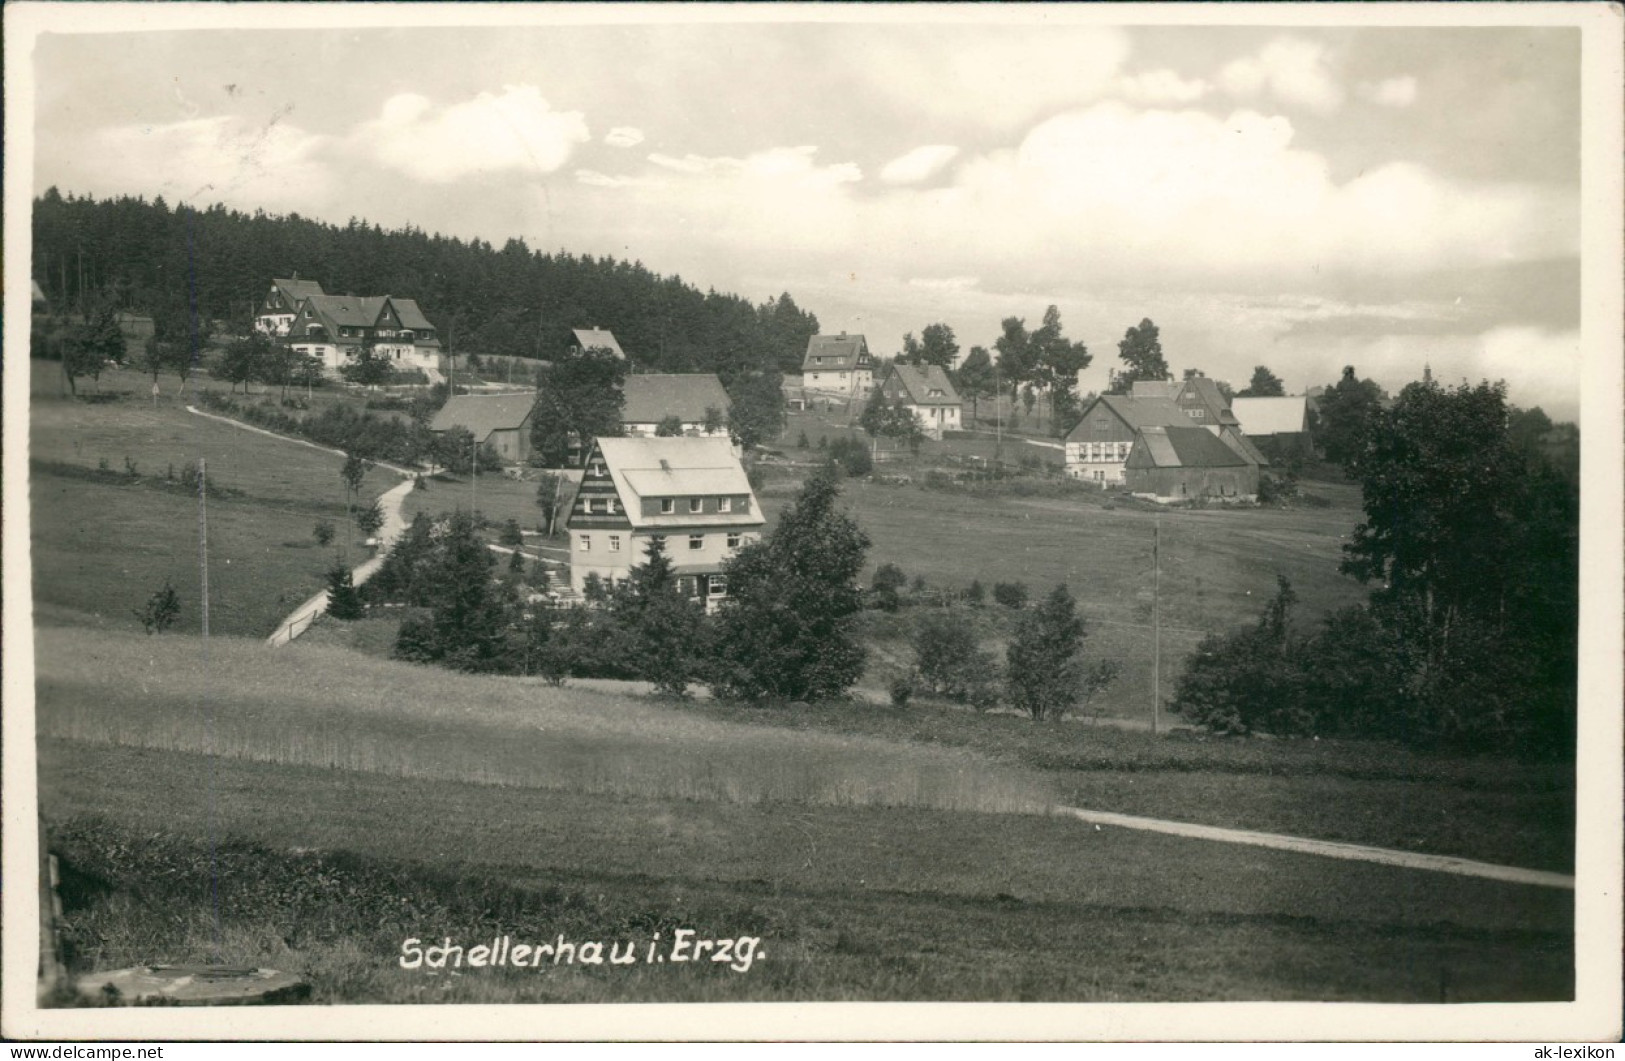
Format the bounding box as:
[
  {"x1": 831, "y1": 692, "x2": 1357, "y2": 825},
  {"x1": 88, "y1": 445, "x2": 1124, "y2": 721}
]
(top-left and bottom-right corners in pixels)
[{"x1": 27, "y1": 11, "x2": 1586, "y2": 418}]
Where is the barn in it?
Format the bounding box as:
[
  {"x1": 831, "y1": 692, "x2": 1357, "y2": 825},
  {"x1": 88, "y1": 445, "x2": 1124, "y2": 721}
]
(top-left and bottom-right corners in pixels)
[{"x1": 1124, "y1": 426, "x2": 1260, "y2": 502}]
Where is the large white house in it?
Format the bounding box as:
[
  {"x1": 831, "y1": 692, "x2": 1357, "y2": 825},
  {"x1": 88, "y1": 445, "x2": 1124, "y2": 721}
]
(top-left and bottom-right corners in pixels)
[
  {"x1": 564, "y1": 436, "x2": 763, "y2": 607},
  {"x1": 801, "y1": 333, "x2": 874, "y2": 398},
  {"x1": 256, "y1": 278, "x2": 443, "y2": 382}
]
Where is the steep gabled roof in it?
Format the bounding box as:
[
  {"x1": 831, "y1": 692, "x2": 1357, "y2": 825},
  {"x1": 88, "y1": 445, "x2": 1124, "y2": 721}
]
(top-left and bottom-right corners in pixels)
[
  {"x1": 1217, "y1": 427, "x2": 1269, "y2": 467},
  {"x1": 299, "y1": 294, "x2": 387, "y2": 334},
  {"x1": 592, "y1": 436, "x2": 762, "y2": 530},
  {"x1": 1065, "y1": 394, "x2": 1187, "y2": 443},
  {"x1": 1178, "y1": 376, "x2": 1239, "y2": 426},
  {"x1": 571, "y1": 328, "x2": 627, "y2": 359},
  {"x1": 802, "y1": 334, "x2": 871, "y2": 372},
  {"x1": 1231, "y1": 396, "x2": 1308, "y2": 436},
  {"x1": 1129, "y1": 426, "x2": 1251, "y2": 469},
  {"x1": 269, "y1": 277, "x2": 326, "y2": 307},
  {"x1": 383, "y1": 297, "x2": 435, "y2": 331},
  {"x1": 430, "y1": 393, "x2": 537, "y2": 441},
  {"x1": 886, "y1": 364, "x2": 961, "y2": 407},
  {"x1": 622, "y1": 374, "x2": 732, "y2": 425}
]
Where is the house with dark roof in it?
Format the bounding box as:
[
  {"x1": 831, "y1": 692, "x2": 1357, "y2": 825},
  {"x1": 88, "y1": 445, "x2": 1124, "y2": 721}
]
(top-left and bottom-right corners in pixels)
[
  {"x1": 1125, "y1": 426, "x2": 1260, "y2": 502},
  {"x1": 877, "y1": 363, "x2": 962, "y2": 440},
  {"x1": 429, "y1": 393, "x2": 538, "y2": 464},
  {"x1": 256, "y1": 276, "x2": 327, "y2": 337},
  {"x1": 257, "y1": 278, "x2": 443, "y2": 382},
  {"x1": 570, "y1": 327, "x2": 627, "y2": 360},
  {"x1": 801, "y1": 333, "x2": 874, "y2": 397},
  {"x1": 1064, "y1": 394, "x2": 1188, "y2": 484},
  {"x1": 621, "y1": 374, "x2": 732, "y2": 438},
  {"x1": 565, "y1": 436, "x2": 763, "y2": 608}
]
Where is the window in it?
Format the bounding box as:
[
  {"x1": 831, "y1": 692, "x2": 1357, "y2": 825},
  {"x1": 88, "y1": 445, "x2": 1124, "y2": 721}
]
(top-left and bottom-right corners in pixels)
[
  {"x1": 1094, "y1": 417, "x2": 1111, "y2": 434},
  {"x1": 708, "y1": 577, "x2": 727, "y2": 597},
  {"x1": 590, "y1": 498, "x2": 607, "y2": 515},
  {"x1": 661, "y1": 499, "x2": 675, "y2": 514},
  {"x1": 607, "y1": 498, "x2": 618, "y2": 515},
  {"x1": 578, "y1": 535, "x2": 591, "y2": 552},
  {"x1": 727, "y1": 533, "x2": 741, "y2": 549},
  {"x1": 689, "y1": 498, "x2": 703, "y2": 514},
  {"x1": 718, "y1": 497, "x2": 731, "y2": 513},
  {"x1": 688, "y1": 534, "x2": 704, "y2": 551},
  {"x1": 609, "y1": 535, "x2": 621, "y2": 552},
  {"x1": 651, "y1": 534, "x2": 667, "y2": 549},
  {"x1": 1187, "y1": 408, "x2": 1204, "y2": 419}
]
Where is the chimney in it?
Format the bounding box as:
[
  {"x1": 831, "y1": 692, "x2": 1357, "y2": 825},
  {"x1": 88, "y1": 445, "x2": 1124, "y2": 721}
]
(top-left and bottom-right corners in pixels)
[{"x1": 659, "y1": 459, "x2": 671, "y2": 472}]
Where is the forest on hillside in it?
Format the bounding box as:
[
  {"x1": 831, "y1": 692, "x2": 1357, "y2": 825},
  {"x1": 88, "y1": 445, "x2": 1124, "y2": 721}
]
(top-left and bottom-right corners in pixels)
[{"x1": 30, "y1": 189, "x2": 821, "y2": 386}]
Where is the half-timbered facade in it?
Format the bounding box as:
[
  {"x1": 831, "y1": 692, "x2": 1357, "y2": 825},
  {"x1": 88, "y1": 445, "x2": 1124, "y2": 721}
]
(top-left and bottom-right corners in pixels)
[{"x1": 1063, "y1": 394, "x2": 1187, "y2": 484}]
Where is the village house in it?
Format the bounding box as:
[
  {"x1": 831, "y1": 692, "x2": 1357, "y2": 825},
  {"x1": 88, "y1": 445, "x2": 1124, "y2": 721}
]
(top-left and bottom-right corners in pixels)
[
  {"x1": 429, "y1": 393, "x2": 537, "y2": 464},
  {"x1": 1124, "y1": 426, "x2": 1261, "y2": 502},
  {"x1": 1064, "y1": 393, "x2": 1188, "y2": 484},
  {"x1": 570, "y1": 327, "x2": 628, "y2": 359},
  {"x1": 565, "y1": 436, "x2": 763, "y2": 607},
  {"x1": 801, "y1": 333, "x2": 874, "y2": 398},
  {"x1": 876, "y1": 363, "x2": 963, "y2": 440},
  {"x1": 255, "y1": 278, "x2": 443, "y2": 382},
  {"x1": 621, "y1": 374, "x2": 731, "y2": 438}
]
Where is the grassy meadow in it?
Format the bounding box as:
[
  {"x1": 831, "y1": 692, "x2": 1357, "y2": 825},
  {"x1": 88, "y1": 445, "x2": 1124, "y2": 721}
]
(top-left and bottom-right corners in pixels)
[
  {"x1": 29, "y1": 361, "x2": 402, "y2": 638},
  {"x1": 26, "y1": 363, "x2": 1574, "y2": 1005},
  {"x1": 36, "y1": 626, "x2": 1572, "y2": 1003}
]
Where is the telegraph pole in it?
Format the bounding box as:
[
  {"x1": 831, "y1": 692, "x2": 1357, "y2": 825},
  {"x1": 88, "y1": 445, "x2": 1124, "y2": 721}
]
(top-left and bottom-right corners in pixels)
[
  {"x1": 198, "y1": 458, "x2": 210, "y2": 641},
  {"x1": 1152, "y1": 518, "x2": 1161, "y2": 735}
]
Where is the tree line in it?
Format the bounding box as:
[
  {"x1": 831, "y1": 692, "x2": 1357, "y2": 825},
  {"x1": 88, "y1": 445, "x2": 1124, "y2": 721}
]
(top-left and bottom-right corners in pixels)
[{"x1": 30, "y1": 188, "x2": 821, "y2": 387}]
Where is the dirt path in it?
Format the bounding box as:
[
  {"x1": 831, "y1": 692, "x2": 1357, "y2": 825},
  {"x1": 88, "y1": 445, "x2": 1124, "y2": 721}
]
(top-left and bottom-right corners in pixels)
[
  {"x1": 184, "y1": 404, "x2": 414, "y2": 477},
  {"x1": 1058, "y1": 806, "x2": 1573, "y2": 890},
  {"x1": 264, "y1": 476, "x2": 416, "y2": 647},
  {"x1": 181, "y1": 405, "x2": 419, "y2": 646}
]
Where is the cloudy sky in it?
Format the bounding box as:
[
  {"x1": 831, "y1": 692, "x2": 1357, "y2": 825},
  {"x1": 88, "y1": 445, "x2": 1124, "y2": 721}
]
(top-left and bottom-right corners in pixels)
[{"x1": 28, "y1": 11, "x2": 1585, "y2": 416}]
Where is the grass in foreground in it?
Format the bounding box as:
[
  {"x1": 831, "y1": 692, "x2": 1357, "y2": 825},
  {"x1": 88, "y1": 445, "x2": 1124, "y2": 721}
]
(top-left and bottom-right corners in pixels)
[
  {"x1": 40, "y1": 741, "x2": 1573, "y2": 1004},
  {"x1": 35, "y1": 626, "x2": 1052, "y2": 815}
]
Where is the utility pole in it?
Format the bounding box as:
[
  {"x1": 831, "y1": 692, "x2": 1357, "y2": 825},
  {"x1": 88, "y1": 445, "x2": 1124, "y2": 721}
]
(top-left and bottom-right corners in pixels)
[
  {"x1": 471, "y1": 433, "x2": 478, "y2": 516},
  {"x1": 1152, "y1": 518, "x2": 1161, "y2": 735},
  {"x1": 994, "y1": 361, "x2": 1003, "y2": 468},
  {"x1": 198, "y1": 458, "x2": 210, "y2": 641}
]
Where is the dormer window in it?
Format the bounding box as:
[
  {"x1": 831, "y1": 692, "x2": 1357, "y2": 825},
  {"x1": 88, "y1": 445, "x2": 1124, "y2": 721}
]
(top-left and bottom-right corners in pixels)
[
  {"x1": 718, "y1": 497, "x2": 732, "y2": 513},
  {"x1": 660, "y1": 499, "x2": 675, "y2": 514},
  {"x1": 689, "y1": 498, "x2": 703, "y2": 514}
]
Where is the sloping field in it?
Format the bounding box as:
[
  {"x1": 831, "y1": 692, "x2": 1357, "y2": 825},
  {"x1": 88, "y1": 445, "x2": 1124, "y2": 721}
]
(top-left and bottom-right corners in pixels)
[{"x1": 35, "y1": 626, "x2": 1051, "y2": 814}]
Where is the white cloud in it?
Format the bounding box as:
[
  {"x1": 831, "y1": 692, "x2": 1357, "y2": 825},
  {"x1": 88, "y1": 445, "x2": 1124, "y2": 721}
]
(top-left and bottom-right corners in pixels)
[
  {"x1": 907, "y1": 276, "x2": 980, "y2": 292},
  {"x1": 356, "y1": 86, "x2": 589, "y2": 183},
  {"x1": 650, "y1": 146, "x2": 860, "y2": 187},
  {"x1": 1358, "y1": 76, "x2": 1419, "y2": 108},
  {"x1": 604, "y1": 126, "x2": 645, "y2": 148},
  {"x1": 1219, "y1": 38, "x2": 1345, "y2": 114},
  {"x1": 880, "y1": 145, "x2": 960, "y2": 185},
  {"x1": 575, "y1": 169, "x2": 655, "y2": 189},
  {"x1": 844, "y1": 28, "x2": 1133, "y2": 129},
  {"x1": 1113, "y1": 69, "x2": 1211, "y2": 106},
  {"x1": 90, "y1": 114, "x2": 335, "y2": 212}
]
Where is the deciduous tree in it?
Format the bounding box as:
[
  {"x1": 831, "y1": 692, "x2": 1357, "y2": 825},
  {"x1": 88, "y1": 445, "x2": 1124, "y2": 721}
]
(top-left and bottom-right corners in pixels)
[
  {"x1": 1110, "y1": 318, "x2": 1170, "y2": 394},
  {"x1": 530, "y1": 346, "x2": 627, "y2": 466},
  {"x1": 1239, "y1": 365, "x2": 1286, "y2": 398},
  {"x1": 709, "y1": 467, "x2": 870, "y2": 702},
  {"x1": 1005, "y1": 583, "x2": 1091, "y2": 721}
]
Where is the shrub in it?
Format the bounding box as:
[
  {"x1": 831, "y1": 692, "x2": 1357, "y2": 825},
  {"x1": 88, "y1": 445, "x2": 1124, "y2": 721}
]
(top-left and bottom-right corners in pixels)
[
  {"x1": 1005, "y1": 584, "x2": 1090, "y2": 721},
  {"x1": 499, "y1": 518, "x2": 524, "y2": 547},
  {"x1": 888, "y1": 676, "x2": 915, "y2": 708},
  {"x1": 992, "y1": 581, "x2": 1028, "y2": 609},
  {"x1": 965, "y1": 580, "x2": 986, "y2": 607},
  {"x1": 313, "y1": 520, "x2": 336, "y2": 547},
  {"x1": 870, "y1": 563, "x2": 906, "y2": 611},
  {"x1": 134, "y1": 580, "x2": 181, "y2": 635},
  {"x1": 826, "y1": 436, "x2": 872, "y2": 478},
  {"x1": 912, "y1": 610, "x2": 997, "y2": 704}
]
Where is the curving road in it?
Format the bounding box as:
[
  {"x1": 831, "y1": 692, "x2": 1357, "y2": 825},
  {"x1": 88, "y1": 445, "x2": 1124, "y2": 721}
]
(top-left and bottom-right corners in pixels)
[{"x1": 181, "y1": 405, "x2": 417, "y2": 646}]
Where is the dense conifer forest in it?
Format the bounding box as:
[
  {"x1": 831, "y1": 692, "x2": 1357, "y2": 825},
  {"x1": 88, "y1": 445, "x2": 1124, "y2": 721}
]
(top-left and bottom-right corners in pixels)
[{"x1": 30, "y1": 189, "x2": 821, "y2": 386}]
